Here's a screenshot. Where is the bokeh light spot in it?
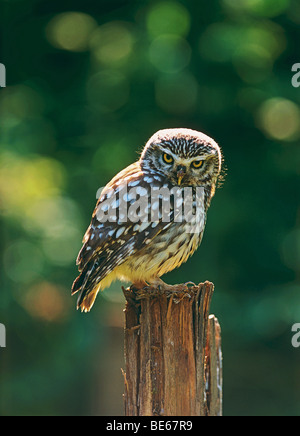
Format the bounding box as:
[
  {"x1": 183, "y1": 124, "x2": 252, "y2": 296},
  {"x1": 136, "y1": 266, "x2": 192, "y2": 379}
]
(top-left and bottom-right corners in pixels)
[
  {"x1": 199, "y1": 23, "x2": 286, "y2": 74},
  {"x1": 199, "y1": 24, "x2": 239, "y2": 62},
  {"x1": 89, "y1": 21, "x2": 134, "y2": 65},
  {"x1": 147, "y1": 1, "x2": 191, "y2": 38},
  {"x1": 22, "y1": 282, "x2": 70, "y2": 322},
  {"x1": 0, "y1": 85, "x2": 45, "y2": 119},
  {"x1": 46, "y1": 12, "x2": 97, "y2": 52},
  {"x1": 222, "y1": 0, "x2": 289, "y2": 17},
  {"x1": 149, "y1": 35, "x2": 191, "y2": 73},
  {"x1": 233, "y1": 44, "x2": 273, "y2": 83},
  {"x1": 24, "y1": 196, "x2": 83, "y2": 239},
  {"x1": 257, "y1": 98, "x2": 300, "y2": 141},
  {"x1": 42, "y1": 227, "x2": 82, "y2": 267},
  {"x1": 0, "y1": 153, "x2": 66, "y2": 217},
  {"x1": 4, "y1": 240, "x2": 45, "y2": 284}
]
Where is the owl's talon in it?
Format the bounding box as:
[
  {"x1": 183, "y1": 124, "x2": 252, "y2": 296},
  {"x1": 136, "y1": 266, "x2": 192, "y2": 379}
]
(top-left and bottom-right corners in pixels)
[
  {"x1": 129, "y1": 284, "x2": 138, "y2": 292},
  {"x1": 184, "y1": 281, "x2": 196, "y2": 288},
  {"x1": 130, "y1": 281, "x2": 149, "y2": 292}
]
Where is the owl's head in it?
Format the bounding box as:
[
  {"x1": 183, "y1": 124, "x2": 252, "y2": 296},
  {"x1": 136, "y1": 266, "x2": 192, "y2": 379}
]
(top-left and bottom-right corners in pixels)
[{"x1": 140, "y1": 128, "x2": 222, "y2": 190}]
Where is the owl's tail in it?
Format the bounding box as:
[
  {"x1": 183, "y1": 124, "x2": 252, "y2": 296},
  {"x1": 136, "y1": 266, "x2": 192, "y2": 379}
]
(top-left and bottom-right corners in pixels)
[
  {"x1": 71, "y1": 259, "x2": 101, "y2": 312},
  {"x1": 78, "y1": 286, "x2": 99, "y2": 313}
]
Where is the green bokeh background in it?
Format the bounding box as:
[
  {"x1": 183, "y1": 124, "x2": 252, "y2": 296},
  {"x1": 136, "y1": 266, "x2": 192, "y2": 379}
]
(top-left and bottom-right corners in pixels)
[{"x1": 0, "y1": 0, "x2": 300, "y2": 416}]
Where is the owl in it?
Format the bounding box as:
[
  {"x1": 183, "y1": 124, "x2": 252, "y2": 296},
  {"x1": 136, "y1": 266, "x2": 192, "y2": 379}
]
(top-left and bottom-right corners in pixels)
[{"x1": 72, "y1": 128, "x2": 222, "y2": 312}]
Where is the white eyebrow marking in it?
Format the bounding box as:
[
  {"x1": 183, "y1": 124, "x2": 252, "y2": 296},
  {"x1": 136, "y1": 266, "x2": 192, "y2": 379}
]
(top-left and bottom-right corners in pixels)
[
  {"x1": 160, "y1": 148, "x2": 208, "y2": 166},
  {"x1": 179, "y1": 157, "x2": 207, "y2": 165},
  {"x1": 159, "y1": 148, "x2": 177, "y2": 161}
]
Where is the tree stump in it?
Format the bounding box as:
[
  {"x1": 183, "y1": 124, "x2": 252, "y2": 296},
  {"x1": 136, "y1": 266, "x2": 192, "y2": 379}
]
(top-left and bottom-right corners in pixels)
[{"x1": 122, "y1": 281, "x2": 222, "y2": 416}]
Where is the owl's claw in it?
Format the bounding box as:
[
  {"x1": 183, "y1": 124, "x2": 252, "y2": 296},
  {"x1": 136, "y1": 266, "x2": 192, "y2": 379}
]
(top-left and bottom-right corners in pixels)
[
  {"x1": 184, "y1": 281, "x2": 196, "y2": 288},
  {"x1": 130, "y1": 281, "x2": 149, "y2": 292},
  {"x1": 130, "y1": 279, "x2": 197, "y2": 297},
  {"x1": 145, "y1": 278, "x2": 194, "y2": 294},
  {"x1": 142, "y1": 285, "x2": 156, "y2": 293},
  {"x1": 129, "y1": 284, "x2": 139, "y2": 292}
]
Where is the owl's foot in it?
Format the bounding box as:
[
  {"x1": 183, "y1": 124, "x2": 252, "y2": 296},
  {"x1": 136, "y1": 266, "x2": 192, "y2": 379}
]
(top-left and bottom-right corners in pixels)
[
  {"x1": 184, "y1": 281, "x2": 196, "y2": 288},
  {"x1": 146, "y1": 278, "x2": 194, "y2": 294},
  {"x1": 129, "y1": 281, "x2": 149, "y2": 292}
]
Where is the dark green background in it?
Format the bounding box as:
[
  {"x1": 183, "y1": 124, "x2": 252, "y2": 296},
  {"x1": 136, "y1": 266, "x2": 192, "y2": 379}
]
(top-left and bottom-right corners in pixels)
[{"x1": 0, "y1": 0, "x2": 300, "y2": 416}]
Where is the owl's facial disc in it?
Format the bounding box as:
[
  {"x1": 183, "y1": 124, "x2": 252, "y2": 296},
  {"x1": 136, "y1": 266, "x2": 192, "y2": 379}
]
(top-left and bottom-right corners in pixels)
[
  {"x1": 139, "y1": 128, "x2": 222, "y2": 189},
  {"x1": 174, "y1": 154, "x2": 220, "y2": 187}
]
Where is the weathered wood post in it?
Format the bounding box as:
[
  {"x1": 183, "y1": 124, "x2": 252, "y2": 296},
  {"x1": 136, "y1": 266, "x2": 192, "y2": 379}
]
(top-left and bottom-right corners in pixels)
[{"x1": 122, "y1": 281, "x2": 222, "y2": 416}]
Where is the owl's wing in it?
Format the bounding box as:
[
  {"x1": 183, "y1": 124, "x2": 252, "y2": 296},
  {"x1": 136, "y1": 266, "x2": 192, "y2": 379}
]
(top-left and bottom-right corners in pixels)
[
  {"x1": 75, "y1": 162, "x2": 142, "y2": 271},
  {"x1": 72, "y1": 219, "x2": 171, "y2": 311},
  {"x1": 72, "y1": 166, "x2": 174, "y2": 310}
]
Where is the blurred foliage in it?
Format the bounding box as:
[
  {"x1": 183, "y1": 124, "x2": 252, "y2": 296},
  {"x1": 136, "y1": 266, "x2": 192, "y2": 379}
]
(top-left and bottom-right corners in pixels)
[{"x1": 0, "y1": 0, "x2": 300, "y2": 416}]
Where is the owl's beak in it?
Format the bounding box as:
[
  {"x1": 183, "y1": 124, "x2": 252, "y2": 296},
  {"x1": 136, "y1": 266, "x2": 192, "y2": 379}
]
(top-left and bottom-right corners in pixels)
[{"x1": 176, "y1": 166, "x2": 186, "y2": 186}]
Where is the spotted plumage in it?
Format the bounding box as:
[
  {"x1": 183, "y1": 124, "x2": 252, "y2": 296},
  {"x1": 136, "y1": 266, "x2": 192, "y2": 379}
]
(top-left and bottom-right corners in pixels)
[{"x1": 72, "y1": 128, "x2": 222, "y2": 312}]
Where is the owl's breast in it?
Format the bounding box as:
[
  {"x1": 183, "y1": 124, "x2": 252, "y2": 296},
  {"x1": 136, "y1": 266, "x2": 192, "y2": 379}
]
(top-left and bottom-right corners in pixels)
[
  {"x1": 117, "y1": 216, "x2": 206, "y2": 283},
  {"x1": 111, "y1": 182, "x2": 207, "y2": 283}
]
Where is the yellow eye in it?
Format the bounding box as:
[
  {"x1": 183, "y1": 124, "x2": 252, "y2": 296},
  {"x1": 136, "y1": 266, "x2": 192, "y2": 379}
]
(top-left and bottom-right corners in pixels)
[
  {"x1": 192, "y1": 160, "x2": 204, "y2": 169},
  {"x1": 163, "y1": 153, "x2": 174, "y2": 164}
]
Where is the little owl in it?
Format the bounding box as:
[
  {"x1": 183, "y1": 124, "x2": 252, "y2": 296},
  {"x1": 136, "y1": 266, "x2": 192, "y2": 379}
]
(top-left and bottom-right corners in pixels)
[{"x1": 72, "y1": 128, "x2": 222, "y2": 312}]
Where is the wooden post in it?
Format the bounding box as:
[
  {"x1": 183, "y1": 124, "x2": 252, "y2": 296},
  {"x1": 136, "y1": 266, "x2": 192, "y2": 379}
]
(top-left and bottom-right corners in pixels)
[{"x1": 122, "y1": 281, "x2": 222, "y2": 416}]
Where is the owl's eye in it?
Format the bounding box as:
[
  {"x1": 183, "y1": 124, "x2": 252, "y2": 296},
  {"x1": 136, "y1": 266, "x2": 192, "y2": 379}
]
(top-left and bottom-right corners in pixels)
[
  {"x1": 192, "y1": 160, "x2": 204, "y2": 169},
  {"x1": 163, "y1": 153, "x2": 174, "y2": 165}
]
